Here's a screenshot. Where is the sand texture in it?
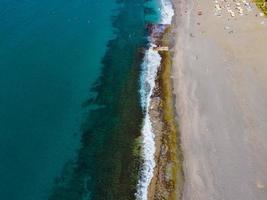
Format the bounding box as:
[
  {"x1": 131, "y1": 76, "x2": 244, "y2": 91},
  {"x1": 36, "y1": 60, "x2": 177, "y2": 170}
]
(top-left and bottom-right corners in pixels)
[{"x1": 172, "y1": 0, "x2": 267, "y2": 199}]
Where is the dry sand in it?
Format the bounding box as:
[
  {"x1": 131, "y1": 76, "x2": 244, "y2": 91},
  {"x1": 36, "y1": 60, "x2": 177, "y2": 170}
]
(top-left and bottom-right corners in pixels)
[{"x1": 172, "y1": 0, "x2": 267, "y2": 199}]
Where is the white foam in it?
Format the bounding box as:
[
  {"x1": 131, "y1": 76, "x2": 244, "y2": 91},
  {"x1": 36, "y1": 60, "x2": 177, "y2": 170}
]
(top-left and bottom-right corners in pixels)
[
  {"x1": 136, "y1": 47, "x2": 161, "y2": 200},
  {"x1": 136, "y1": 0, "x2": 174, "y2": 199},
  {"x1": 159, "y1": 0, "x2": 174, "y2": 24}
]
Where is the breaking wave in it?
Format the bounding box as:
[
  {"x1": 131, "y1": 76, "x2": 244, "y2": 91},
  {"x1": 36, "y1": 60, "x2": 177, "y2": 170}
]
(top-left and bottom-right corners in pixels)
[
  {"x1": 136, "y1": 0, "x2": 174, "y2": 199},
  {"x1": 136, "y1": 46, "x2": 161, "y2": 200}
]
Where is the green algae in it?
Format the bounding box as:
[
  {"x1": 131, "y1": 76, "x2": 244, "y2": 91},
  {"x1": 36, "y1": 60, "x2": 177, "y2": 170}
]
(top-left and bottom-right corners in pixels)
[{"x1": 254, "y1": 0, "x2": 267, "y2": 15}]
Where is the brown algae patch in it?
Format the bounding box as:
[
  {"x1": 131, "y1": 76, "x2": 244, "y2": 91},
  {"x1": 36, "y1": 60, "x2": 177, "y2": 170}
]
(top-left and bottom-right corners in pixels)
[{"x1": 148, "y1": 26, "x2": 184, "y2": 200}]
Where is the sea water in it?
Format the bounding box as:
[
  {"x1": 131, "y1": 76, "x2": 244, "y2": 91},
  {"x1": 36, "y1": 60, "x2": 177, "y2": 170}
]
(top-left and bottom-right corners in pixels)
[
  {"x1": 0, "y1": 0, "x2": 173, "y2": 199},
  {"x1": 0, "y1": 0, "x2": 116, "y2": 199}
]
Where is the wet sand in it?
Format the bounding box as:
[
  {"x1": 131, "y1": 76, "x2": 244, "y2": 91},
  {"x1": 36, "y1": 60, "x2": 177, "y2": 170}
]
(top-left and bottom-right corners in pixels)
[{"x1": 172, "y1": 0, "x2": 267, "y2": 199}]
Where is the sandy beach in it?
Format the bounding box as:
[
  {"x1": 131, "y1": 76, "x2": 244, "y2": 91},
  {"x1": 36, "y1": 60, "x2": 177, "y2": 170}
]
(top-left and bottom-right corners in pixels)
[{"x1": 172, "y1": 0, "x2": 267, "y2": 199}]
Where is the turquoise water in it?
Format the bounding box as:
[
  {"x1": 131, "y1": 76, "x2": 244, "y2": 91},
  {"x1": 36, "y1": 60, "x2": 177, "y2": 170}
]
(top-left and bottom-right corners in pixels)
[
  {"x1": 0, "y1": 1, "x2": 116, "y2": 199},
  {"x1": 0, "y1": 0, "x2": 161, "y2": 199}
]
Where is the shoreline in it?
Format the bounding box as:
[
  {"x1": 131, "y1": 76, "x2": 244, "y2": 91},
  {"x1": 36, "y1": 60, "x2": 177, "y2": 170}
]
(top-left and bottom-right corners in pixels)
[
  {"x1": 137, "y1": 0, "x2": 184, "y2": 199},
  {"x1": 146, "y1": 23, "x2": 184, "y2": 200}
]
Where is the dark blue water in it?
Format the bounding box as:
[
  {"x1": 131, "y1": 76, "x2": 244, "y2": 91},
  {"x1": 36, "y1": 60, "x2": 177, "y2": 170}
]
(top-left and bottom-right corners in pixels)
[{"x1": 0, "y1": 1, "x2": 116, "y2": 199}]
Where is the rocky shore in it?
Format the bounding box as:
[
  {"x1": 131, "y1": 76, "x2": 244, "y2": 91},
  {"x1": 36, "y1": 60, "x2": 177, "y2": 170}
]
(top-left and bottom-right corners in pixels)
[{"x1": 147, "y1": 25, "x2": 183, "y2": 200}]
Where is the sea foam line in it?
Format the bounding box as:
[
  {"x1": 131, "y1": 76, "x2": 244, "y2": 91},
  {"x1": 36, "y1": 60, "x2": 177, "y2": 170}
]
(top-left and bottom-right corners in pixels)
[
  {"x1": 136, "y1": 0, "x2": 174, "y2": 199},
  {"x1": 136, "y1": 45, "x2": 161, "y2": 200},
  {"x1": 160, "y1": 0, "x2": 174, "y2": 25}
]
